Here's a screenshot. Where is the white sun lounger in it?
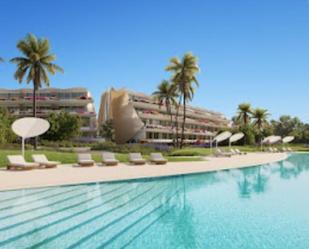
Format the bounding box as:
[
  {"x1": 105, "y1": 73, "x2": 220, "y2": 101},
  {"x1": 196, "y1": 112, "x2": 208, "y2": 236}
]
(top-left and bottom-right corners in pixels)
[
  {"x1": 129, "y1": 153, "x2": 146, "y2": 165},
  {"x1": 215, "y1": 149, "x2": 232, "y2": 157},
  {"x1": 32, "y1": 154, "x2": 59, "y2": 168},
  {"x1": 102, "y1": 152, "x2": 119, "y2": 166},
  {"x1": 7, "y1": 155, "x2": 39, "y2": 170},
  {"x1": 230, "y1": 149, "x2": 238, "y2": 155},
  {"x1": 273, "y1": 148, "x2": 279, "y2": 153},
  {"x1": 77, "y1": 153, "x2": 95, "y2": 167},
  {"x1": 150, "y1": 153, "x2": 167, "y2": 165},
  {"x1": 235, "y1": 148, "x2": 247, "y2": 155}
]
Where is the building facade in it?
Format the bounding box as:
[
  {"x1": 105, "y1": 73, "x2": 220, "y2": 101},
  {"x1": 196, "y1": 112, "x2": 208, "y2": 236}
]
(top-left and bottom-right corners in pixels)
[
  {"x1": 0, "y1": 88, "x2": 97, "y2": 139},
  {"x1": 98, "y1": 88, "x2": 230, "y2": 144}
]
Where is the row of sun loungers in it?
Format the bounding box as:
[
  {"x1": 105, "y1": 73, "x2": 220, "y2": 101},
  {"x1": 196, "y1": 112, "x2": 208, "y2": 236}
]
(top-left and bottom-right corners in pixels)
[
  {"x1": 214, "y1": 148, "x2": 247, "y2": 157},
  {"x1": 78, "y1": 152, "x2": 167, "y2": 166},
  {"x1": 266, "y1": 147, "x2": 293, "y2": 153},
  {"x1": 6, "y1": 152, "x2": 168, "y2": 170}
]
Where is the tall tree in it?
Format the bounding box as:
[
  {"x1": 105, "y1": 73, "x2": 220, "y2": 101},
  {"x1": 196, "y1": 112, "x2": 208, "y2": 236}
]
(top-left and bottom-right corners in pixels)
[
  {"x1": 237, "y1": 103, "x2": 252, "y2": 126},
  {"x1": 11, "y1": 34, "x2": 63, "y2": 148},
  {"x1": 100, "y1": 119, "x2": 115, "y2": 141},
  {"x1": 152, "y1": 80, "x2": 178, "y2": 145},
  {"x1": 252, "y1": 108, "x2": 269, "y2": 146},
  {"x1": 43, "y1": 111, "x2": 81, "y2": 141},
  {"x1": 11, "y1": 34, "x2": 63, "y2": 118},
  {"x1": 166, "y1": 52, "x2": 199, "y2": 148}
]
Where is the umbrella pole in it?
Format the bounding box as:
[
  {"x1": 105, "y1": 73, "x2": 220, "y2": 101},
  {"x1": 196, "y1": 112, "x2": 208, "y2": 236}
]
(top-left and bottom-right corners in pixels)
[
  {"x1": 210, "y1": 137, "x2": 212, "y2": 152},
  {"x1": 22, "y1": 137, "x2": 25, "y2": 157}
]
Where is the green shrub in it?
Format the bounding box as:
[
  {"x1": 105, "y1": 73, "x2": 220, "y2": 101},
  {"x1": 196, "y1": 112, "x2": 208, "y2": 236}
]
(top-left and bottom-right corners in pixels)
[
  {"x1": 91, "y1": 142, "x2": 159, "y2": 154},
  {"x1": 40, "y1": 140, "x2": 92, "y2": 148},
  {"x1": 169, "y1": 147, "x2": 212, "y2": 156}
]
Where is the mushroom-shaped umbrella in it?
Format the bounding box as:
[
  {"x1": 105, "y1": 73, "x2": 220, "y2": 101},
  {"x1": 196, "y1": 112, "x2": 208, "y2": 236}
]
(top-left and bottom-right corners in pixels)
[
  {"x1": 282, "y1": 136, "x2": 295, "y2": 144},
  {"x1": 262, "y1": 135, "x2": 281, "y2": 144},
  {"x1": 262, "y1": 135, "x2": 281, "y2": 145},
  {"x1": 269, "y1": 136, "x2": 282, "y2": 144},
  {"x1": 12, "y1": 117, "x2": 50, "y2": 156},
  {"x1": 229, "y1": 132, "x2": 244, "y2": 147},
  {"x1": 213, "y1": 131, "x2": 232, "y2": 148}
]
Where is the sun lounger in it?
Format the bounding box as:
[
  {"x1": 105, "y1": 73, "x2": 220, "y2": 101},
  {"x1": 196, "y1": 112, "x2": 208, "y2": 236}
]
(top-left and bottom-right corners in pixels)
[
  {"x1": 235, "y1": 148, "x2": 247, "y2": 155},
  {"x1": 150, "y1": 153, "x2": 167, "y2": 165},
  {"x1": 129, "y1": 153, "x2": 146, "y2": 165},
  {"x1": 230, "y1": 149, "x2": 238, "y2": 155},
  {"x1": 273, "y1": 148, "x2": 279, "y2": 153},
  {"x1": 32, "y1": 154, "x2": 59, "y2": 168},
  {"x1": 214, "y1": 149, "x2": 232, "y2": 157},
  {"x1": 7, "y1": 155, "x2": 39, "y2": 170},
  {"x1": 102, "y1": 152, "x2": 119, "y2": 166},
  {"x1": 77, "y1": 153, "x2": 95, "y2": 167},
  {"x1": 267, "y1": 147, "x2": 274, "y2": 153}
]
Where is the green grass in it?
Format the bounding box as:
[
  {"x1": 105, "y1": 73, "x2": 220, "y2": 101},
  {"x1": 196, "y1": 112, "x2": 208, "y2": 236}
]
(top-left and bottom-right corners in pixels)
[
  {"x1": 1, "y1": 144, "x2": 308, "y2": 168},
  {"x1": 168, "y1": 144, "x2": 309, "y2": 157}
]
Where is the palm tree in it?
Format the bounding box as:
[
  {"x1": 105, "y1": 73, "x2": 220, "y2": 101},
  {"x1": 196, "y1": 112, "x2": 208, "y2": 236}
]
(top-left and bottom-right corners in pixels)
[
  {"x1": 252, "y1": 108, "x2": 269, "y2": 146},
  {"x1": 11, "y1": 33, "x2": 63, "y2": 148},
  {"x1": 166, "y1": 52, "x2": 199, "y2": 148},
  {"x1": 237, "y1": 103, "x2": 252, "y2": 126},
  {"x1": 152, "y1": 80, "x2": 178, "y2": 145},
  {"x1": 11, "y1": 34, "x2": 63, "y2": 118}
]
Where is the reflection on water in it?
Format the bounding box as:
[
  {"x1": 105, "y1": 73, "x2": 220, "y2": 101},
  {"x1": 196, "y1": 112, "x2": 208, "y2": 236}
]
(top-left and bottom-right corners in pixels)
[
  {"x1": 180, "y1": 154, "x2": 309, "y2": 199},
  {"x1": 231, "y1": 154, "x2": 309, "y2": 198}
]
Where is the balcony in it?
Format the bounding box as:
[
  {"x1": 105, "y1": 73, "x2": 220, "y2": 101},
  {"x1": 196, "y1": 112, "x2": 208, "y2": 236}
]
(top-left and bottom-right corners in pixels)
[
  {"x1": 138, "y1": 112, "x2": 226, "y2": 129},
  {"x1": 145, "y1": 124, "x2": 215, "y2": 136},
  {"x1": 132, "y1": 101, "x2": 228, "y2": 124},
  {"x1": 0, "y1": 97, "x2": 93, "y2": 107}
]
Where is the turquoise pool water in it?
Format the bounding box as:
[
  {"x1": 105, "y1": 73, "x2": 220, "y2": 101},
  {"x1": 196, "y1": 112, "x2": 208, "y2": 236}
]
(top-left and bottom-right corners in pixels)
[{"x1": 0, "y1": 153, "x2": 309, "y2": 249}]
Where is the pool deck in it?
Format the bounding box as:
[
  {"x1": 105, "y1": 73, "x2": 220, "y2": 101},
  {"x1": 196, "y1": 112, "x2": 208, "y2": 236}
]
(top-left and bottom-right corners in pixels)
[{"x1": 0, "y1": 152, "x2": 287, "y2": 191}]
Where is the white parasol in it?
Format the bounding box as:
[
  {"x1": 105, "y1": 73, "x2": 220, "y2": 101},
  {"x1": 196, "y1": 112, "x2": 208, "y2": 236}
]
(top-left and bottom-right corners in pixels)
[
  {"x1": 12, "y1": 117, "x2": 50, "y2": 156},
  {"x1": 229, "y1": 132, "x2": 244, "y2": 147},
  {"x1": 262, "y1": 135, "x2": 281, "y2": 145},
  {"x1": 213, "y1": 131, "x2": 232, "y2": 148},
  {"x1": 282, "y1": 136, "x2": 295, "y2": 144}
]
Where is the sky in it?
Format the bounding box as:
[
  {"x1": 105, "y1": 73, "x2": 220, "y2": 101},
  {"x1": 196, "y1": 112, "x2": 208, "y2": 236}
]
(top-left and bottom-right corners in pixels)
[{"x1": 0, "y1": 0, "x2": 308, "y2": 122}]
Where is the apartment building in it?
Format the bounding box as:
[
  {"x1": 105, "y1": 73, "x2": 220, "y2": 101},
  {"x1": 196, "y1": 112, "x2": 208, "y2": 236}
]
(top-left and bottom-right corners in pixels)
[
  {"x1": 0, "y1": 88, "x2": 97, "y2": 139},
  {"x1": 98, "y1": 88, "x2": 230, "y2": 144}
]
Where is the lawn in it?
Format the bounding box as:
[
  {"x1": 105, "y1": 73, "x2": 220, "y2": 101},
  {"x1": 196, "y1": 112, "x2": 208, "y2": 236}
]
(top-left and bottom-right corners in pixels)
[{"x1": 0, "y1": 144, "x2": 307, "y2": 168}]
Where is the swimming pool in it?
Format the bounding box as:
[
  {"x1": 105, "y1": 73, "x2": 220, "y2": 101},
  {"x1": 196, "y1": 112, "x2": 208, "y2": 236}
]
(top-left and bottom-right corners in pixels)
[{"x1": 0, "y1": 153, "x2": 308, "y2": 249}]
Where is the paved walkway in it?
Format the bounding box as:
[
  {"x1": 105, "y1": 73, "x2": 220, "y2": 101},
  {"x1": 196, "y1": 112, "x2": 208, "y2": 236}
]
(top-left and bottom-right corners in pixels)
[{"x1": 0, "y1": 152, "x2": 287, "y2": 191}]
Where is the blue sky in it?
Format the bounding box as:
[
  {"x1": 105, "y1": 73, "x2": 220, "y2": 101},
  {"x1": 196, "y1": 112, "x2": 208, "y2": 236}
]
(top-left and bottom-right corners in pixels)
[{"x1": 0, "y1": 0, "x2": 308, "y2": 122}]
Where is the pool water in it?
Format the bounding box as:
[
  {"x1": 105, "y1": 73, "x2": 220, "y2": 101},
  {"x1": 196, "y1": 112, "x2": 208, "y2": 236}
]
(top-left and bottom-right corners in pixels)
[{"x1": 0, "y1": 153, "x2": 309, "y2": 249}]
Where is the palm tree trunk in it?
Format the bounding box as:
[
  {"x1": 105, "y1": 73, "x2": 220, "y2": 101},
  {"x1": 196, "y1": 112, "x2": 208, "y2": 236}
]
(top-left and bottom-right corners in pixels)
[
  {"x1": 168, "y1": 106, "x2": 175, "y2": 147},
  {"x1": 33, "y1": 87, "x2": 36, "y2": 117},
  {"x1": 33, "y1": 83, "x2": 38, "y2": 149},
  {"x1": 180, "y1": 94, "x2": 186, "y2": 148},
  {"x1": 175, "y1": 98, "x2": 181, "y2": 148}
]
